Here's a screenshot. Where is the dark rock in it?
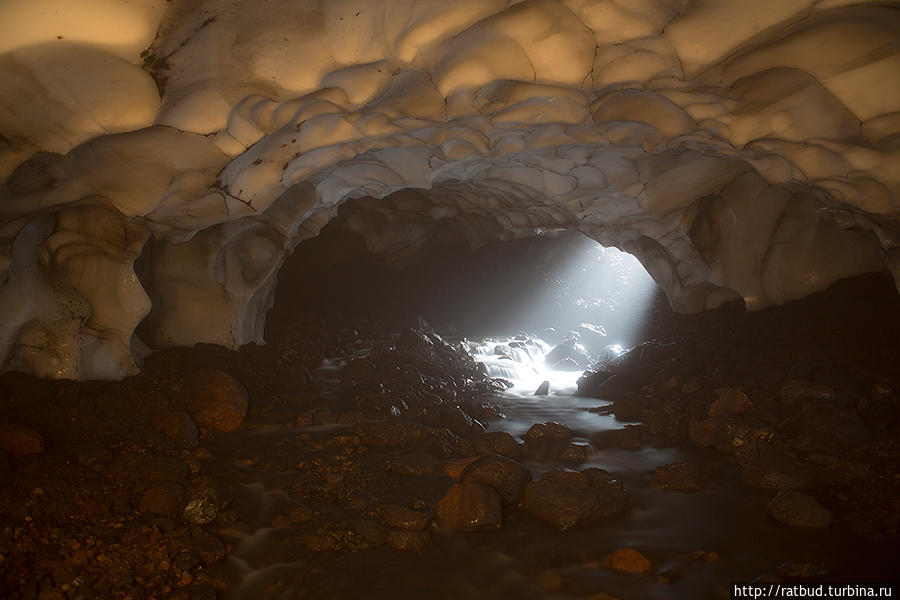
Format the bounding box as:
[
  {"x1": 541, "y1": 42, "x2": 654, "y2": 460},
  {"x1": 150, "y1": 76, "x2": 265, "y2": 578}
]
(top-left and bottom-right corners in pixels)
[
  {"x1": 177, "y1": 535, "x2": 226, "y2": 566},
  {"x1": 152, "y1": 409, "x2": 199, "y2": 449},
  {"x1": 605, "y1": 548, "x2": 653, "y2": 574},
  {"x1": 594, "y1": 424, "x2": 643, "y2": 450},
  {"x1": 473, "y1": 431, "x2": 521, "y2": 459},
  {"x1": 534, "y1": 380, "x2": 550, "y2": 396},
  {"x1": 353, "y1": 421, "x2": 429, "y2": 447},
  {"x1": 461, "y1": 454, "x2": 532, "y2": 505},
  {"x1": 378, "y1": 505, "x2": 428, "y2": 531},
  {"x1": 576, "y1": 370, "x2": 615, "y2": 397},
  {"x1": 779, "y1": 380, "x2": 836, "y2": 404},
  {"x1": 742, "y1": 453, "x2": 817, "y2": 490},
  {"x1": 782, "y1": 408, "x2": 870, "y2": 454},
  {"x1": 0, "y1": 423, "x2": 45, "y2": 454},
  {"x1": 389, "y1": 452, "x2": 442, "y2": 476},
  {"x1": 180, "y1": 368, "x2": 248, "y2": 433},
  {"x1": 341, "y1": 358, "x2": 377, "y2": 383},
  {"x1": 613, "y1": 393, "x2": 648, "y2": 421},
  {"x1": 351, "y1": 518, "x2": 388, "y2": 548},
  {"x1": 715, "y1": 414, "x2": 775, "y2": 465},
  {"x1": 138, "y1": 482, "x2": 185, "y2": 518},
  {"x1": 650, "y1": 463, "x2": 709, "y2": 492},
  {"x1": 524, "y1": 421, "x2": 572, "y2": 444},
  {"x1": 522, "y1": 468, "x2": 629, "y2": 530},
  {"x1": 768, "y1": 491, "x2": 832, "y2": 528},
  {"x1": 708, "y1": 389, "x2": 753, "y2": 418},
  {"x1": 182, "y1": 476, "x2": 221, "y2": 525},
  {"x1": 688, "y1": 418, "x2": 717, "y2": 448},
  {"x1": 387, "y1": 529, "x2": 431, "y2": 552},
  {"x1": 559, "y1": 443, "x2": 589, "y2": 465},
  {"x1": 435, "y1": 482, "x2": 502, "y2": 531},
  {"x1": 434, "y1": 405, "x2": 475, "y2": 436}
]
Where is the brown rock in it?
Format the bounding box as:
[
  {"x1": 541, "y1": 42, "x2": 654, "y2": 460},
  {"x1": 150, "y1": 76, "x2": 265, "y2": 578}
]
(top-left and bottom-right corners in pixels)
[
  {"x1": 650, "y1": 463, "x2": 709, "y2": 491},
  {"x1": 606, "y1": 548, "x2": 653, "y2": 574},
  {"x1": 152, "y1": 409, "x2": 199, "y2": 449},
  {"x1": 473, "y1": 431, "x2": 521, "y2": 459},
  {"x1": 0, "y1": 423, "x2": 44, "y2": 454},
  {"x1": 460, "y1": 454, "x2": 532, "y2": 505},
  {"x1": 177, "y1": 535, "x2": 226, "y2": 566},
  {"x1": 522, "y1": 468, "x2": 628, "y2": 531},
  {"x1": 180, "y1": 368, "x2": 248, "y2": 433},
  {"x1": 389, "y1": 452, "x2": 441, "y2": 475},
  {"x1": 688, "y1": 418, "x2": 717, "y2": 448},
  {"x1": 525, "y1": 421, "x2": 573, "y2": 444},
  {"x1": 708, "y1": 389, "x2": 753, "y2": 418},
  {"x1": 443, "y1": 455, "x2": 483, "y2": 479},
  {"x1": 768, "y1": 491, "x2": 832, "y2": 528},
  {"x1": 139, "y1": 482, "x2": 185, "y2": 518},
  {"x1": 560, "y1": 443, "x2": 589, "y2": 465},
  {"x1": 435, "y1": 483, "x2": 502, "y2": 531},
  {"x1": 378, "y1": 505, "x2": 428, "y2": 531}
]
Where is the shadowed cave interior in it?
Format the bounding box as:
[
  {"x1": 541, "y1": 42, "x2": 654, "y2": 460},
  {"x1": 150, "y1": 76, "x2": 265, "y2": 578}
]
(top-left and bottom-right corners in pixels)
[{"x1": 2, "y1": 0, "x2": 900, "y2": 598}]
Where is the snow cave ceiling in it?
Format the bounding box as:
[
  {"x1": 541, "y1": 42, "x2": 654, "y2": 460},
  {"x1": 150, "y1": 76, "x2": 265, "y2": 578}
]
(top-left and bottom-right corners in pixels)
[{"x1": 0, "y1": 0, "x2": 899, "y2": 380}]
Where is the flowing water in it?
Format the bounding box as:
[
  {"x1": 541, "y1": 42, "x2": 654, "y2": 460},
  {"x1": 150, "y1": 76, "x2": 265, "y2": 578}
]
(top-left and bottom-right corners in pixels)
[{"x1": 204, "y1": 336, "x2": 892, "y2": 600}]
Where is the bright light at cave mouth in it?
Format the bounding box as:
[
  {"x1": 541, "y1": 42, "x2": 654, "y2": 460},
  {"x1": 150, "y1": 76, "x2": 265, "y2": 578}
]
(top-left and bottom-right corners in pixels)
[{"x1": 466, "y1": 235, "x2": 658, "y2": 397}]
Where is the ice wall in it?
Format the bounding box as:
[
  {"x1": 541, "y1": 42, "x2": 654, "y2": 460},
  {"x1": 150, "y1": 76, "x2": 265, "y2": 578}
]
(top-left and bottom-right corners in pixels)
[{"x1": 1, "y1": 0, "x2": 898, "y2": 379}]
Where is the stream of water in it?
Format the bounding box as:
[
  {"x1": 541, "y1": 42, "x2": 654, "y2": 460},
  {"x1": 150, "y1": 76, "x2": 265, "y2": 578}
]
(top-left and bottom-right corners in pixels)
[{"x1": 203, "y1": 336, "x2": 889, "y2": 600}]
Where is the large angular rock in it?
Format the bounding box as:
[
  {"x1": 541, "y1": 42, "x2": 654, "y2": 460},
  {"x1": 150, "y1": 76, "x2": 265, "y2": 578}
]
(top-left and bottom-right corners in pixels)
[{"x1": 522, "y1": 468, "x2": 628, "y2": 531}]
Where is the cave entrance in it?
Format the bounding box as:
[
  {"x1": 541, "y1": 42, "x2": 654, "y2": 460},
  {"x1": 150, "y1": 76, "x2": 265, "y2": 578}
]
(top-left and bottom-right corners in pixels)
[{"x1": 266, "y1": 199, "x2": 661, "y2": 359}]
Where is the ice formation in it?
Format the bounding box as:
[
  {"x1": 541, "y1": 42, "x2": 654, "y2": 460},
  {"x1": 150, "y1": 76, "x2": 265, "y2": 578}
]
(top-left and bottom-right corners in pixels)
[{"x1": 1, "y1": 0, "x2": 898, "y2": 379}]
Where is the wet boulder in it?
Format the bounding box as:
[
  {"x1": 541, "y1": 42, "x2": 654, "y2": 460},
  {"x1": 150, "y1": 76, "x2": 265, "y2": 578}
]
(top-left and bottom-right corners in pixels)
[
  {"x1": 534, "y1": 380, "x2": 550, "y2": 396},
  {"x1": 435, "y1": 483, "x2": 502, "y2": 531},
  {"x1": 179, "y1": 368, "x2": 248, "y2": 433},
  {"x1": 605, "y1": 548, "x2": 653, "y2": 574},
  {"x1": 524, "y1": 421, "x2": 573, "y2": 444},
  {"x1": 460, "y1": 454, "x2": 532, "y2": 505},
  {"x1": 522, "y1": 468, "x2": 629, "y2": 530}
]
